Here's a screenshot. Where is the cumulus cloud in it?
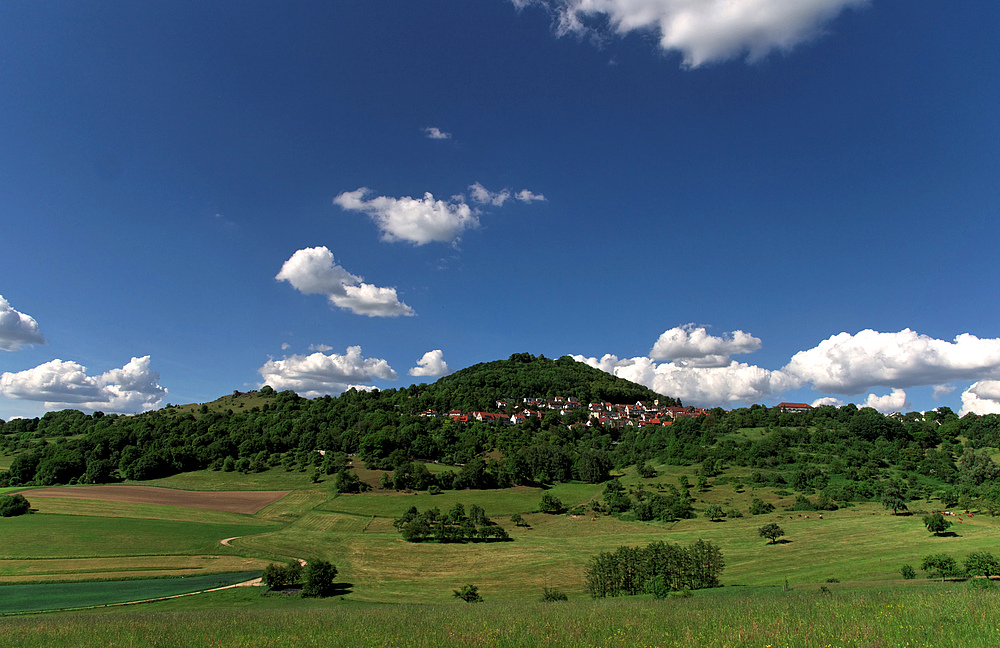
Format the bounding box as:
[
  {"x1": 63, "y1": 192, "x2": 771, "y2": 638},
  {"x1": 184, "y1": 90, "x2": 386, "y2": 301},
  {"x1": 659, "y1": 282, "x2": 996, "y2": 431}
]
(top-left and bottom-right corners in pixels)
[
  {"x1": 513, "y1": 0, "x2": 868, "y2": 67},
  {"x1": 782, "y1": 329, "x2": 1000, "y2": 394},
  {"x1": 575, "y1": 326, "x2": 1000, "y2": 409},
  {"x1": 334, "y1": 188, "x2": 479, "y2": 246},
  {"x1": 276, "y1": 246, "x2": 415, "y2": 317},
  {"x1": 258, "y1": 346, "x2": 397, "y2": 398},
  {"x1": 309, "y1": 343, "x2": 333, "y2": 352},
  {"x1": 0, "y1": 356, "x2": 167, "y2": 412},
  {"x1": 650, "y1": 324, "x2": 761, "y2": 367},
  {"x1": 960, "y1": 381, "x2": 1000, "y2": 416},
  {"x1": 0, "y1": 295, "x2": 45, "y2": 351},
  {"x1": 861, "y1": 389, "x2": 910, "y2": 414},
  {"x1": 572, "y1": 354, "x2": 793, "y2": 406},
  {"x1": 423, "y1": 127, "x2": 452, "y2": 139},
  {"x1": 334, "y1": 184, "x2": 544, "y2": 245},
  {"x1": 811, "y1": 397, "x2": 844, "y2": 408},
  {"x1": 408, "y1": 349, "x2": 451, "y2": 378}
]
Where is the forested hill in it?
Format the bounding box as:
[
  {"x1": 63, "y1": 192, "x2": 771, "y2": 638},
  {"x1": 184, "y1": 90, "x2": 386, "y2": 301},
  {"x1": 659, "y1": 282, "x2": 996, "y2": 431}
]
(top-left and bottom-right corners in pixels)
[{"x1": 423, "y1": 354, "x2": 677, "y2": 408}]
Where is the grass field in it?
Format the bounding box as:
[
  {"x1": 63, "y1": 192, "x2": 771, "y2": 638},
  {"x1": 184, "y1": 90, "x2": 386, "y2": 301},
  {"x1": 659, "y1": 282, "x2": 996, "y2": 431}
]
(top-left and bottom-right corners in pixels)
[
  {"x1": 1, "y1": 584, "x2": 998, "y2": 647},
  {"x1": 3, "y1": 462, "x2": 1000, "y2": 621}
]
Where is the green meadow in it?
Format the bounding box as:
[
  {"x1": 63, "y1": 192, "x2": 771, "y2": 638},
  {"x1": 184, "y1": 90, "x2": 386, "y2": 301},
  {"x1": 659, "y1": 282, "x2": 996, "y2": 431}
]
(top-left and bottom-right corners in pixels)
[{"x1": 3, "y1": 462, "x2": 1000, "y2": 646}]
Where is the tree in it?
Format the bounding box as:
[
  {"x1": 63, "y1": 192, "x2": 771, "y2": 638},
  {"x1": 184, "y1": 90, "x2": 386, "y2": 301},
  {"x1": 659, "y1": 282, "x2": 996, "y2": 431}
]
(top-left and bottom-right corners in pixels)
[
  {"x1": 964, "y1": 550, "x2": 1000, "y2": 578},
  {"x1": 538, "y1": 493, "x2": 565, "y2": 514},
  {"x1": 923, "y1": 512, "x2": 952, "y2": 536},
  {"x1": 301, "y1": 560, "x2": 338, "y2": 598},
  {"x1": 0, "y1": 494, "x2": 31, "y2": 517},
  {"x1": 510, "y1": 513, "x2": 528, "y2": 527},
  {"x1": 705, "y1": 504, "x2": 725, "y2": 521},
  {"x1": 921, "y1": 553, "x2": 959, "y2": 580},
  {"x1": 758, "y1": 523, "x2": 785, "y2": 544},
  {"x1": 453, "y1": 583, "x2": 482, "y2": 602},
  {"x1": 262, "y1": 560, "x2": 301, "y2": 589},
  {"x1": 880, "y1": 480, "x2": 909, "y2": 515},
  {"x1": 749, "y1": 498, "x2": 774, "y2": 515}
]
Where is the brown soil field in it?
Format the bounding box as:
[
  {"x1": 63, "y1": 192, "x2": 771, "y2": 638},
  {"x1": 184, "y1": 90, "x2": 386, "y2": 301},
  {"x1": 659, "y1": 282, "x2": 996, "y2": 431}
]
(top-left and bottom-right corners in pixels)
[{"x1": 20, "y1": 485, "x2": 290, "y2": 514}]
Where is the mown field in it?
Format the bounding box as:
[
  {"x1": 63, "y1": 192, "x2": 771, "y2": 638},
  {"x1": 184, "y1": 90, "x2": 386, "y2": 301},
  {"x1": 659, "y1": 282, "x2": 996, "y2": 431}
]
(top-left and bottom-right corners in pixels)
[{"x1": 2, "y1": 459, "x2": 999, "y2": 648}]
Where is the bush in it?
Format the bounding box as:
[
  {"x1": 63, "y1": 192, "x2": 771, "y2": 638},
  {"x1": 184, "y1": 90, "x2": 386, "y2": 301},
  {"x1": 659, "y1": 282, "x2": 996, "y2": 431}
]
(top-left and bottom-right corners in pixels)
[
  {"x1": 539, "y1": 493, "x2": 565, "y2": 514},
  {"x1": 262, "y1": 560, "x2": 302, "y2": 589},
  {"x1": 453, "y1": 583, "x2": 482, "y2": 603},
  {"x1": 750, "y1": 498, "x2": 775, "y2": 515},
  {"x1": 900, "y1": 564, "x2": 916, "y2": 580},
  {"x1": 638, "y1": 464, "x2": 658, "y2": 478},
  {"x1": 0, "y1": 494, "x2": 30, "y2": 517},
  {"x1": 540, "y1": 587, "x2": 568, "y2": 602}
]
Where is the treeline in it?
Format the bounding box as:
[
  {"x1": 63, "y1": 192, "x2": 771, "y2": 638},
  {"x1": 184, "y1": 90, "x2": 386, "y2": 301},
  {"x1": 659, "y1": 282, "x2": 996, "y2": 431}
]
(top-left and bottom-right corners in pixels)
[{"x1": 585, "y1": 539, "x2": 724, "y2": 598}]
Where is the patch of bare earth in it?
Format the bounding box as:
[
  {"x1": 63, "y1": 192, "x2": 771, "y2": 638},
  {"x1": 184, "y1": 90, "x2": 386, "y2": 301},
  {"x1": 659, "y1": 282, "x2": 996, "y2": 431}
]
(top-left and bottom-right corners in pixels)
[{"x1": 22, "y1": 485, "x2": 290, "y2": 515}]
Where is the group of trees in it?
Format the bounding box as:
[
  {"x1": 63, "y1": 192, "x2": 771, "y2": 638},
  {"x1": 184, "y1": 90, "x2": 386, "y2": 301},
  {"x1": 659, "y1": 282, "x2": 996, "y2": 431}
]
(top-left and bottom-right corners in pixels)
[
  {"x1": 261, "y1": 559, "x2": 339, "y2": 598},
  {"x1": 914, "y1": 550, "x2": 1000, "y2": 581},
  {"x1": 595, "y1": 478, "x2": 695, "y2": 522},
  {"x1": 584, "y1": 539, "x2": 724, "y2": 598},
  {"x1": 392, "y1": 502, "x2": 510, "y2": 543}
]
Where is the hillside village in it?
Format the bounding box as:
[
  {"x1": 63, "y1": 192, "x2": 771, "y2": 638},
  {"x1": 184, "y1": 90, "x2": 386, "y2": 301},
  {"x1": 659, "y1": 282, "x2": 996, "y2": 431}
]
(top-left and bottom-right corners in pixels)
[{"x1": 422, "y1": 399, "x2": 819, "y2": 428}]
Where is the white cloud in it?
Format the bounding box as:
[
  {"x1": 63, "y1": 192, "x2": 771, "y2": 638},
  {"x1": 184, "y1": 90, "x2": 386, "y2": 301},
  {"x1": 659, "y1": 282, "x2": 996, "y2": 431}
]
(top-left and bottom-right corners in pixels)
[
  {"x1": 276, "y1": 246, "x2": 415, "y2": 317},
  {"x1": 258, "y1": 346, "x2": 397, "y2": 398},
  {"x1": 649, "y1": 324, "x2": 761, "y2": 367},
  {"x1": 423, "y1": 127, "x2": 452, "y2": 140},
  {"x1": 782, "y1": 329, "x2": 1000, "y2": 394},
  {"x1": 861, "y1": 389, "x2": 910, "y2": 414},
  {"x1": 281, "y1": 342, "x2": 291, "y2": 350},
  {"x1": 334, "y1": 184, "x2": 544, "y2": 245},
  {"x1": 960, "y1": 381, "x2": 1000, "y2": 416},
  {"x1": 933, "y1": 384, "x2": 956, "y2": 399},
  {"x1": 514, "y1": 0, "x2": 868, "y2": 67},
  {"x1": 0, "y1": 295, "x2": 45, "y2": 351},
  {"x1": 408, "y1": 349, "x2": 451, "y2": 378},
  {"x1": 515, "y1": 189, "x2": 547, "y2": 203},
  {"x1": 811, "y1": 396, "x2": 843, "y2": 407},
  {"x1": 334, "y1": 188, "x2": 479, "y2": 246},
  {"x1": 309, "y1": 343, "x2": 333, "y2": 352},
  {"x1": 572, "y1": 353, "x2": 793, "y2": 406},
  {"x1": 576, "y1": 326, "x2": 1000, "y2": 409},
  {"x1": 0, "y1": 356, "x2": 167, "y2": 412}
]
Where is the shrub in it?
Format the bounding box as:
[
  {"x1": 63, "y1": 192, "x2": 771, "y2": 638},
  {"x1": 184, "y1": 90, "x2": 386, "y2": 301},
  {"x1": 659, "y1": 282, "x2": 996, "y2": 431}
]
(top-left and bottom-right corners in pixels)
[
  {"x1": 301, "y1": 560, "x2": 338, "y2": 598},
  {"x1": 540, "y1": 587, "x2": 568, "y2": 602},
  {"x1": 638, "y1": 464, "x2": 658, "y2": 478},
  {"x1": 453, "y1": 583, "x2": 482, "y2": 603},
  {"x1": 0, "y1": 494, "x2": 30, "y2": 517},
  {"x1": 750, "y1": 498, "x2": 775, "y2": 515},
  {"x1": 539, "y1": 493, "x2": 565, "y2": 514},
  {"x1": 900, "y1": 564, "x2": 916, "y2": 580}
]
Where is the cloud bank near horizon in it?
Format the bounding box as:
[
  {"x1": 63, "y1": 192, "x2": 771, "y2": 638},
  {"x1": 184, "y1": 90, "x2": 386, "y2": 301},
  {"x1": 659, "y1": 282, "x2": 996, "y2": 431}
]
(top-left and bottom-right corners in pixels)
[
  {"x1": 258, "y1": 346, "x2": 398, "y2": 398},
  {"x1": 574, "y1": 326, "x2": 1000, "y2": 415},
  {"x1": 512, "y1": 0, "x2": 869, "y2": 67},
  {"x1": 0, "y1": 356, "x2": 167, "y2": 413}
]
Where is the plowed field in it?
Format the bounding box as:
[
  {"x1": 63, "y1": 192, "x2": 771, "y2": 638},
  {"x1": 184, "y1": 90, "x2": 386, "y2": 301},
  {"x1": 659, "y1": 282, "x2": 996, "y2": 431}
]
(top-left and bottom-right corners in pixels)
[{"x1": 21, "y1": 485, "x2": 288, "y2": 514}]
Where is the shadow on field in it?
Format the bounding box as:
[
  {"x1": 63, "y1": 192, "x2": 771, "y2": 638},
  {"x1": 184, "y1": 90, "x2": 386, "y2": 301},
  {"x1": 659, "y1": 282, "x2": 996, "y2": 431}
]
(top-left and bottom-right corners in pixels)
[
  {"x1": 934, "y1": 531, "x2": 961, "y2": 538},
  {"x1": 775, "y1": 538, "x2": 793, "y2": 544},
  {"x1": 330, "y1": 582, "x2": 354, "y2": 596}
]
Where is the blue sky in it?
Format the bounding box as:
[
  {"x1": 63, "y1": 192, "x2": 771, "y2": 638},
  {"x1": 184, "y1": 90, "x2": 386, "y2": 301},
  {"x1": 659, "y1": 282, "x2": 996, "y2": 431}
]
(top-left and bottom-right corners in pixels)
[{"x1": 2, "y1": 0, "x2": 998, "y2": 419}]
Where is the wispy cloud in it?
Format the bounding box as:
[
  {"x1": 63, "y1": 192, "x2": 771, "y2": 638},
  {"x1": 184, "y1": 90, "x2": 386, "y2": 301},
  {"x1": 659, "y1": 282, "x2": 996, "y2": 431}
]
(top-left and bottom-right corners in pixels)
[
  {"x1": 513, "y1": 0, "x2": 869, "y2": 67},
  {"x1": 276, "y1": 246, "x2": 415, "y2": 317},
  {"x1": 423, "y1": 126, "x2": 452, "y2": 140}
]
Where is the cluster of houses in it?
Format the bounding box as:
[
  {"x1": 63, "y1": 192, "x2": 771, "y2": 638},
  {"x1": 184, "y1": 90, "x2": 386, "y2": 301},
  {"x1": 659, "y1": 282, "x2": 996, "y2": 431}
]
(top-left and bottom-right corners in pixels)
[{"x1": 419, "y1": 397, "x2": 714, "y2": 429}]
